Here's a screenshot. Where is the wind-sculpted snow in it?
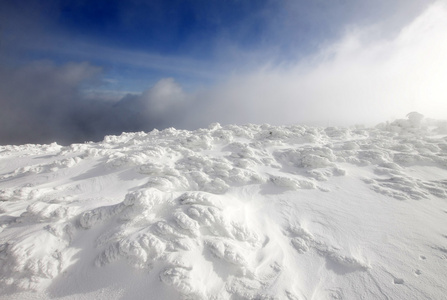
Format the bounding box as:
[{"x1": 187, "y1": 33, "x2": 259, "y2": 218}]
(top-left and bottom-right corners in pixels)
[{"x1": 1, "y1": 115, "x2": 447, "y2": 299}]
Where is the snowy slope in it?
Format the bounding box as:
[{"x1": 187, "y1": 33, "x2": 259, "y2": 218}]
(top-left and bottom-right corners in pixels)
[{"x1": 1, "y1": 114, "x2": 447, "y2": 299}]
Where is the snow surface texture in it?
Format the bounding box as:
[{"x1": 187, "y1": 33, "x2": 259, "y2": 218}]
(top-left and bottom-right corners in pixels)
[{"x1": 1, "y1": 113, "x2": 447, "y2": 299}]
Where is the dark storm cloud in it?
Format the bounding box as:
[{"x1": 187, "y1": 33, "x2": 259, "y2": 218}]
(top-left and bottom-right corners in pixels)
[
  {"x1": 0, "y1": 61, "x2": 98, "y2": 144},
  {"x1": 0, "y1": 62, "x2": 188, "y2": 145}
]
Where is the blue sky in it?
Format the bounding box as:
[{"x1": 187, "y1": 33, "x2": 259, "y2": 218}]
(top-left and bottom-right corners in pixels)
[
  {"x1": 3, "y1": 0, "x2": 429, "y2": 90},
  {"x1": 1, "y1": 0, "x2": 446, "y2": 144}
]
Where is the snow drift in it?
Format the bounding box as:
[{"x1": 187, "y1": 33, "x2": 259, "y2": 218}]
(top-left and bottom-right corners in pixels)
[{"x1": 0, "y1": 113, "x2": 447, "y2": 299}]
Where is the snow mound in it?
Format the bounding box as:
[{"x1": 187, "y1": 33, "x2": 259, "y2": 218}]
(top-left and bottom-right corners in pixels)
[{"x1": 1, "y1": 114, "x2": 447, "y2": 299}]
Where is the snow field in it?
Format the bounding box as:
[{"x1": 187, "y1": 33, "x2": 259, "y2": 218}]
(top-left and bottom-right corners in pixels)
[{"x1": 1, "y1": 114, "x2": 447, "y2": 299}]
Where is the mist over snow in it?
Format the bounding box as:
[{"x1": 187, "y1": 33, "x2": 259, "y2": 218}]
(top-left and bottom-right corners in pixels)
[
  {"x1": 1, "y1": 1, "x2": 446, "y2": 145},
  {"x1": 197, "y1": 1, "x2": 447, "y2": 127}
]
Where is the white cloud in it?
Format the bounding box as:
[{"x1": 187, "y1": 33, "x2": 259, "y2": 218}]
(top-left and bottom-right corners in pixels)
[{"x1": 141, "y1": 78, "x2": 186, "y2": 114}]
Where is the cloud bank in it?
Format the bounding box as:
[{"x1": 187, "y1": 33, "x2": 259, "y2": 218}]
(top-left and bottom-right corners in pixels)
[
  {"x1": 0, "y1": 63, "x2": 184, "y2": 145},
  {"x1": 1, "y1": 1, "x2": 446, "y2": 145},
  {"x1": 187, "y1": 1, "x2": 447, "y2": 127}
]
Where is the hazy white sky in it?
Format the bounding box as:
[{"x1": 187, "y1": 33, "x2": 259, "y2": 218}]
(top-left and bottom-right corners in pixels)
[{"x1": 172, "y1": 1, "x2": 447, "y2": 128}]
